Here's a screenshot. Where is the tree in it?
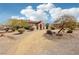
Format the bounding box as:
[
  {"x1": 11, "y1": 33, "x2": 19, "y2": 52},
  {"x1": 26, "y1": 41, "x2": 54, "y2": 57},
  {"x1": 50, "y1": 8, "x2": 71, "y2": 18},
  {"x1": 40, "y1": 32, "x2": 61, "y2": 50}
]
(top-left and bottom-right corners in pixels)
[
  {"x1": 54, "y1": 15, "x2": 77, "y2": 33},
  {"x1": 46, "y1": 23, "x2": 49, "y2": 29},
  {"x1": 7, "y1": 19, "x2": 30, "y2": 30}
]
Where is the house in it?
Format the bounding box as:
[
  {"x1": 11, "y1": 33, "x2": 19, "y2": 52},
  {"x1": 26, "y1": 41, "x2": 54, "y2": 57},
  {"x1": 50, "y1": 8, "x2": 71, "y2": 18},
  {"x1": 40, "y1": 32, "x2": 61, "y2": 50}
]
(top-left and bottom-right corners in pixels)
[{"x1": 27, "y1": 20, "x2": 45, "y2": 30}]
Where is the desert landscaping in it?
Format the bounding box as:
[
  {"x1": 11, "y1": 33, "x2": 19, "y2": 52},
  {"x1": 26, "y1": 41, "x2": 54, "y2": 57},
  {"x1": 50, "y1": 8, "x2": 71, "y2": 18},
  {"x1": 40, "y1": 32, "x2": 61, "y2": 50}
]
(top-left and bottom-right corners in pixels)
[
  {"x1": 0, "y1": 15, "x2": 79, "y2": 55},
  {"x1": 0, "y1": 3, "x2": 79, "y2": 55},
  {"x1": 0, "y1": 29, "x2": 79, "y2": 55}
]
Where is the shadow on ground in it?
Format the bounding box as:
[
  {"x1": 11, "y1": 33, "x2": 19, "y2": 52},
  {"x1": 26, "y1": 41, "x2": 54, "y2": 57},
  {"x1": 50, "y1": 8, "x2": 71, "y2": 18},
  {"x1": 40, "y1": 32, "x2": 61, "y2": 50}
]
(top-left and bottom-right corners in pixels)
[
  {"x1": 43, "y1": 33, "x2": 63, "y2": 40},
  {"x1": 13, "y1": 33, "x2": 22, "y2": 35}
]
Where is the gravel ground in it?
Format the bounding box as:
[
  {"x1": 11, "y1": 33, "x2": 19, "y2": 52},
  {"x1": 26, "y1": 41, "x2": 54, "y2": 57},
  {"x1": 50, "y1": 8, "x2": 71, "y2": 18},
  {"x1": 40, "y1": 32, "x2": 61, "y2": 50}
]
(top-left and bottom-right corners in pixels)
[
  {"x1": 0, "y1": 30, "x2": 32, "y2": 54},
  {"x1": 0, "y1": 30, "x2": 79, "y2": 55}
]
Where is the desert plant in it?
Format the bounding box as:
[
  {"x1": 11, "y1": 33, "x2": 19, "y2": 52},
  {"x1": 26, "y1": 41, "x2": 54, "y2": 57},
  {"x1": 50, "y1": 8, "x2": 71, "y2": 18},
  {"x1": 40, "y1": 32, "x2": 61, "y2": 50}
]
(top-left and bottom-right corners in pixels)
[
  {"x1": 67, "y1": 29, "x2": 73, "y2": 33},
  {"x1": 29, "y1": 26, "x2": 34, "y2": 31},
  {"x1": 5, "y1": 28, "x2": 9, "y2": 32},
  {"x1": 54, "y1": 15, "x2": 77, "y2": 34},
  {"x1": 11, "y1": 28, "x2": 15, "y2": 32},
  {"x1": 24, "y1": 25, "x2": 31, "y2": 30},
  {"x1": 18, "y1": 28, "x2": 25, "y2": 34},
  {"x1": 50, "y1": 26, "x2": 55, "y2": 30},
  {"x1": 7, "y1": 19, "x2": 30, "y2": 30},
  {"x1": 46, "y1": 23, "x2": 49, "y2": 29},
  {"x1": 46, "y1": 30, "x2": 52, "y2": 35}
]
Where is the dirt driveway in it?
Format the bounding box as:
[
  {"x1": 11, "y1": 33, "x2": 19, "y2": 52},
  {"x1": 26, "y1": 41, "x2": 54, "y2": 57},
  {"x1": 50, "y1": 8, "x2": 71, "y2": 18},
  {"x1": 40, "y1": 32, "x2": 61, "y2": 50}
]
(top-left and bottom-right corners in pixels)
[{"x1": 7, "y1": 30, "x2": 79, "y2": 55}]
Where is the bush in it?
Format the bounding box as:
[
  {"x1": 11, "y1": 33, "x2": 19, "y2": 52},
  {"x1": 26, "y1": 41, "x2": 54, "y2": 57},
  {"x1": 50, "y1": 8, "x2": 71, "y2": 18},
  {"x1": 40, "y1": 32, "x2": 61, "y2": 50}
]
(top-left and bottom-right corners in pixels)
[
  {"x1": 67, "y1": 29, "x2": 73, "y2": 33},
  {"x1": 11, "y1": 28, "x2": 15, "y2": 32},
  {"x1": 18, "y1": 28, "x2": 25, "y2": 34},
  {"x1": 46, "y1": 30, "x2": 52, "y2": 35},
  {"x1": 14, "y1": 26, "x2": 21, "y2": 30},
  {"x1": 5, "y1": 28, "x2": 9, "y2": 32},
  {"x1": 46, "y1": 23, "x2": 49, "y2": 29},
  {"x1": 51, "y1": 26, "x2": 55, "y2": 30},
  {"x1": 24, "y1": 26, "x2": 30, "y2": 30},
  {"x1": 29, "y1": 27, "x2": 34, "y2": 31},
  {"x1": 69, "y1": 26, "x2": 75, "y2": 30}
]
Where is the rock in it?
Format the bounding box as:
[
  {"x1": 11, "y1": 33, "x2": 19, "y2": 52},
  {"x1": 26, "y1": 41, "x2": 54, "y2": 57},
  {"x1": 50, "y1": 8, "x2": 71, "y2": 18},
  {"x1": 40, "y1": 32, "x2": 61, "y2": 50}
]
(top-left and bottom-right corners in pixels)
[
  {"x1": 56, "y1": 33, "x2": 63, "y2": 36},
  {"x1": 46, "y1": 30, "x2": 52, "y2": 35}
]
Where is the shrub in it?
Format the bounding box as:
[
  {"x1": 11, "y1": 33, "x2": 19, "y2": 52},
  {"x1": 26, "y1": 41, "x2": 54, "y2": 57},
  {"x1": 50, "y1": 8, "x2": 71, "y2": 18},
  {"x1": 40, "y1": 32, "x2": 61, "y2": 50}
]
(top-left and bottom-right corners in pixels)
[
  {"x1": 24, "y1": 26, "x2": 30, "y2": 30},
  {"x1": 54, "y1": 15, "x2": 77, "y2": 30},
  {"x1": 46, "y1": 30, "x2": 52, "y2": 35},
  {"x1": 67, "y1": 29, "x2": 73, "y2": 33},
  {"x1": 51, "y1": 26, "x2": 55, "y2": 30},
  {"x1": 29, "y1": 27, "x2": 34, "y2": 31},
  {"x1": 69, "y1": 26, "x2": 75, "y2": 30},
  {"x1": 18, "y1": 28, "x2": 25, "y2": 34},
  {"x1": 5, "y1": 28, "x2": 9, "y2": 32},
  {"x1": 14, "y1": 26, "x2": 21, "y2": 30},
  {"x1": 11, "y1": 28, "x2": 15, "y2": 32},
  {"x1": 46, "y1": 23, "x2": 49, "y2": 29}
]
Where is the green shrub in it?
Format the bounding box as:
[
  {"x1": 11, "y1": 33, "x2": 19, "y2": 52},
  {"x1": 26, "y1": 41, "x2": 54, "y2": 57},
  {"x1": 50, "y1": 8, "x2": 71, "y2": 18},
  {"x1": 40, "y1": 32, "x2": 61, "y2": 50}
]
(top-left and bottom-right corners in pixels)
[
  {"x1": 14, "y1": 26, "x2": 21, "y2": 30},
  {"x1": 24, "y1": 26, "x2": 31, "y2": 30},
  {"x1": 46, "y1": 23, "x2": 49, "y2": 29}
]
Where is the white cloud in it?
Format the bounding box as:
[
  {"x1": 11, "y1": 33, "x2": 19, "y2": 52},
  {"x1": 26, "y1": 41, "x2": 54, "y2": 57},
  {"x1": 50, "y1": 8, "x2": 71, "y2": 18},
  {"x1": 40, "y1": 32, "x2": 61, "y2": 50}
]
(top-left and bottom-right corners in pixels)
[
  {"x1": 61, "y1": 8, "x2": 79, "y2": 16},
  {"x1": 11, "y1": 16, "x2": 26, "y2": 20},
  {"x1": 20, "y1": 4, "x2": 54, "y2": 22},
  {"x1": 49, "y1": 7, "x2": 63, "y2": 20},
  {"x1": 37, "y1": 3, "x2": 55, "y2": 11},
  {"x1": 49, "y1": 7, "x2": 79, "y2": 22},
  {"x1": 21, "y1": 6, "x2": 36, "y2": 17},
  {"x1": 11, "y1": 3, "x2": 79, "y2": 23}
]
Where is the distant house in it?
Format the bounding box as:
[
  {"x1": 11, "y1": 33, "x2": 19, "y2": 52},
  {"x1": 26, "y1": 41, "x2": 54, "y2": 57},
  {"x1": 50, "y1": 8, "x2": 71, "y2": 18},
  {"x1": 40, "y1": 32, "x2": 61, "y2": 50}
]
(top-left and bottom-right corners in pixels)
[{"x1": 27, "y1": 20, "x2": 45, "y2": 30}]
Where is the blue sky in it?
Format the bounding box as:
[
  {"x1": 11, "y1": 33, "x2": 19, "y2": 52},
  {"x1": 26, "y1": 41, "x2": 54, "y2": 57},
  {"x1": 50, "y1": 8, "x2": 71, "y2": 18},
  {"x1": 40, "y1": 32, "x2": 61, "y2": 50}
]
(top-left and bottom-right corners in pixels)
[{"x1": 0, "y1": 3, "x2": 79, "y2": 24}]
